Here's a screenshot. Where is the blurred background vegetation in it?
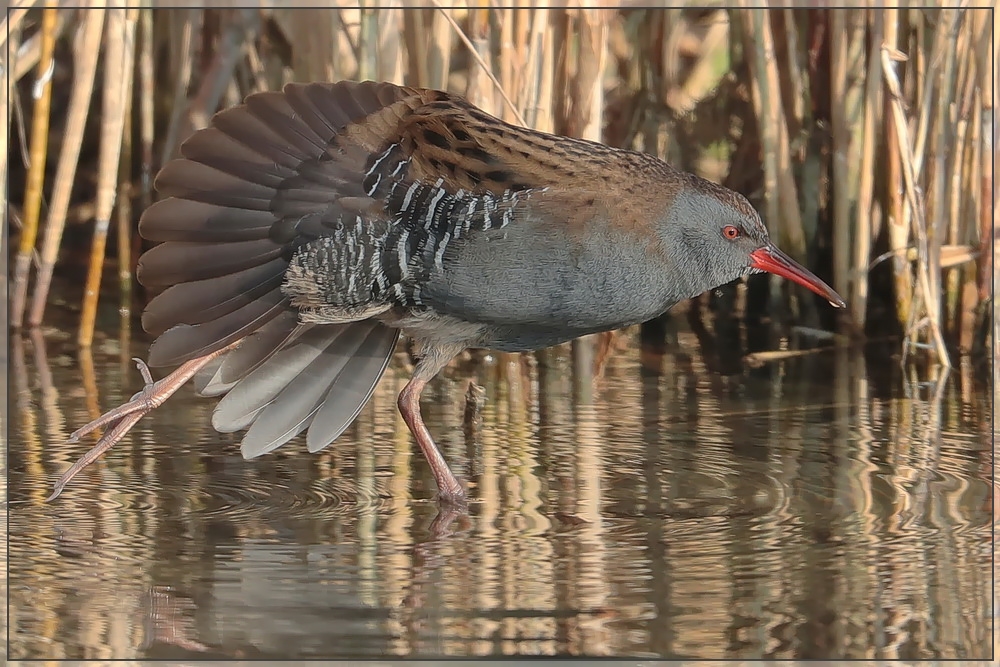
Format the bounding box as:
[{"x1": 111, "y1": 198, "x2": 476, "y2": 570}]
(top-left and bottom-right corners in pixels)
[{"x1": 3, "y1": 2, "x2": 996, "y2": 374}]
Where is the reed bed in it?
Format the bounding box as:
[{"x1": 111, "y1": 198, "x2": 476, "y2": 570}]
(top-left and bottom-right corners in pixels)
[{"x1": 3, "y1": 3, "x2": 995, "y2": 371}]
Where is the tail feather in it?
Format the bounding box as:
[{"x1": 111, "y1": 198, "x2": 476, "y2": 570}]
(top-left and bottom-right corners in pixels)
[
  {"x1": 195, "y1": 311, "x2": 304, "y2": 397},
  {"x1": 212, "y1": 325, "x2": 342, "y2": 431},
  {"x1": 208, "y1": 321, "x2": 397, "y2": 459},
  {"x1": 306, "y1": 324, "x2": 399, "y2": 453},
  {"x1": 237, "y1": 328, "x2": 369, "y2": 457}
]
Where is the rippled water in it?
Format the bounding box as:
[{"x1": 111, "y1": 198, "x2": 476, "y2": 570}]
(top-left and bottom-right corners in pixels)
[{"x1": 6, "y1": 299, "x2": 995, "y2": 660}]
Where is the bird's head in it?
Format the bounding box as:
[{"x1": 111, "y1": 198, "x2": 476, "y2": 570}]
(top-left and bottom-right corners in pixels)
[{"x1": 659, "y1": 179, "x2": 846, "y2": 309}]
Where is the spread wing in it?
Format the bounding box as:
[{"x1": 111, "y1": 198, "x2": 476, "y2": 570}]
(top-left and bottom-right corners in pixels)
[{"x1": 135, "y1": 81, "x2": 435, "y2": 457}]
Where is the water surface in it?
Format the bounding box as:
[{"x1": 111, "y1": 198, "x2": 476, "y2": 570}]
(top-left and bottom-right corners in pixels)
[{"x1": 6, "y1": 298, "x2": 994, "y2": 660}]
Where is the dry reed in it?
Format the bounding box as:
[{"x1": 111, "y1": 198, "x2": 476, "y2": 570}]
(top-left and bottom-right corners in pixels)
[
  {"x1": 27, "y1": 10, "x2": 105, "y2": 327},
  {"x1": 10, "y1": 4, "x2": 57, "y2": 330},
  {"x1": 3, "y1": 5, "x2": 993, "y2": 369},
  {"x1": 78, "y1": 3, "x2": 134, "y2": 348}
]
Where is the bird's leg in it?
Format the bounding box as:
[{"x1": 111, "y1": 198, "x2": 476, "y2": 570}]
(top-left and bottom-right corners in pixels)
[
  {"x1": 397, "y1": 350, "x2": 468, "y2": 506},
  {"x1": 398, "y1": 377, "x2": 467, "y2": 505},
  {"x1": 48, "y1": 343, "x2": 239, "y2": 501}
]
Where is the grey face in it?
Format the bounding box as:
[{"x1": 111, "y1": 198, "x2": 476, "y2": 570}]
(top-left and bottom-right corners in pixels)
[
  {"x1": 657, "y1": 187, "x2": 846, "y2": 309},
  {"x1": 658, "y1": 189, "x2": 770, "y2": 299}
]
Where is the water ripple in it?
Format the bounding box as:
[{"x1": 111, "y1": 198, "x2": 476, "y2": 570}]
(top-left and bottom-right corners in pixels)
[{"x1": 194, "y1": 476, "x2": 389, "y2": 521}]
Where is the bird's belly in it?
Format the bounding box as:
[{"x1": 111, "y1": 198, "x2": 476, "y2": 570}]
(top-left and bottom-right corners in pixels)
[
  {"x1": 476, "y1": 323, "x2": 624, "y2": 352},
  {"x1": 382, "y1": 310, "x2": 488, "y2": 350},
  {"x1": 421, "y1": 224, "x2": 674, "y2": 338},
  {"x1": 383, "y1": 309, "x2": 632, "y2": 355}
]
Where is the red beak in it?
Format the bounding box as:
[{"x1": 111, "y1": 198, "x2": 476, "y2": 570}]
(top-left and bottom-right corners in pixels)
[{"x1": 749, "y1": 245, "x2": 846, "y2": 308}]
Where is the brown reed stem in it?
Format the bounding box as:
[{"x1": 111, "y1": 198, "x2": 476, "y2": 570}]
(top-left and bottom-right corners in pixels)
[
  {"x1": 928, "y1": 10, "x2": 963, "y2": 336},
  {"x1": 358, "y1": 4, "x2": 378, "y2": 81},
  {"x1": 10, "y1": 4, "x2": 58, "y2": 330},
  {"x1": 117, "y1": 7, "x2": 140, "y2": 314},
  {"x1": 402, "y1": 8, "x2": 428, "y2": 88},
  {"x1": 463, "y1": 4, "x2": 495, "y2": 114},
  {"x1": 498, "y1": 7, "x2": 516, "y2": 123},
  {"x1": 29, "y1": 10, "x2": 106, "y2": 327},
  {"x1": 510, "y1": 7, "x2": 531, "y2": 114},
  {"x1": 185, "y1": 9, "x2": 258, "y2": 134},
  {"x1": 80, "y1": 4, "x2": 134, "y2": 348},
  {"x1": 138, "y1": 7, "x2": 154, "y2": 214},
  {"x1": 882, "y1": 46, "x2": 952, "y2": 368},
  {"x1": 161, "y1": 9, "x2": 199, "y2": 162},
  {"x1": 958, "y1": 89, "x2": 983, "y2": 351},
  {"x1": 851, "y1": 9, "x2": 884, "y2": 331},
  {"x1": 426, "y1": 6, "x2": 453, "y2": 90},
  {"x1": 282, "y1": 8, "x2": 335, "y2": 83},
  {"x1": 569, "y1": 8, "x2": 609, "y2": 141},
  {"x1": 376, "y1": 4, "x2": 403, "y2": 84},
  {"x1": 882, "y1": 8, "x2": 912, "y2": 327},
  {"x1": 432, "y1": 1, "x2": 526, "y2": 126},
  {"x1": 945, "y1": 18, "x2": 977, "y2": 338},
  {"x1": 551, "y1": 9, "x2": 570, "y2": 134},
  {"x1": 523, "y1": 7, "x2": 554, "y2": 132},
  {"x1": 0, "y1": 10, "x2": 21, "y2": 256},
  {"x1": 981, "y1": 7, "x2": 997, "y2": 372},
  {"x1": 741, "y1": 7, "x2": 807, "y2": 313},
  {"x1": 830, "y1": 9, "x2": 866, "y2": 326}
]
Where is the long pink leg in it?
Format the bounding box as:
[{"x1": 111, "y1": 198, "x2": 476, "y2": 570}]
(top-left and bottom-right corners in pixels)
[{"x1": 398, "y1": 376, "x2": 467, "y2": 506}]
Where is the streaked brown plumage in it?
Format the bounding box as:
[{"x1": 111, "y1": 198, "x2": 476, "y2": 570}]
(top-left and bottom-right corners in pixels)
[{"x1": 52, "y1": 80, "x2": 844, "y2": 506}]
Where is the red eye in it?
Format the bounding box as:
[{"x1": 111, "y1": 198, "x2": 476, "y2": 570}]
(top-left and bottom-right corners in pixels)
[{"x1": 723, "y1": 225, "x2": 741, "y2": 240}]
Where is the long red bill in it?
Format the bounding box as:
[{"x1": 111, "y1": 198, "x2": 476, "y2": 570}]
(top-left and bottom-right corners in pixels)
[{"x1": 749, "y1": 245, "x2": 846, "y2": 308}]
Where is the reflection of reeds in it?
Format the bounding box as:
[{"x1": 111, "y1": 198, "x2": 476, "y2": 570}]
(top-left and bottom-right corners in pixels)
[{"x1": 10, "y1": 311, "x2": 993, "y2": 658}]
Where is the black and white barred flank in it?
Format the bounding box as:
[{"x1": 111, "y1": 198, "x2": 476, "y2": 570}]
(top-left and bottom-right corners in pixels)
[{"x1": 282, "y1": 141, "x2": 546, "y2": 322}]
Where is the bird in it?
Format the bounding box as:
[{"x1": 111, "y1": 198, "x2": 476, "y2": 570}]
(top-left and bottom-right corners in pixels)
[{"x1": 52, "y1": 80, "x2": 845, "y2": 506}]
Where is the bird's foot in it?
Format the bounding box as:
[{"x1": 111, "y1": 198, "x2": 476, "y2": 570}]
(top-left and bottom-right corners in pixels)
[
  {"x1": 434, "y1": 483, "x2": 469, "y2": 511},
  {"x1": 66, "y1": 357, "x2": 159, "y2": 443},
  {"x1": 48, "y1": 359, "x2": 167, "y2": 501},
  {"x1": 49, "y1": 346, "x2": 236, "y2": 501}
]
